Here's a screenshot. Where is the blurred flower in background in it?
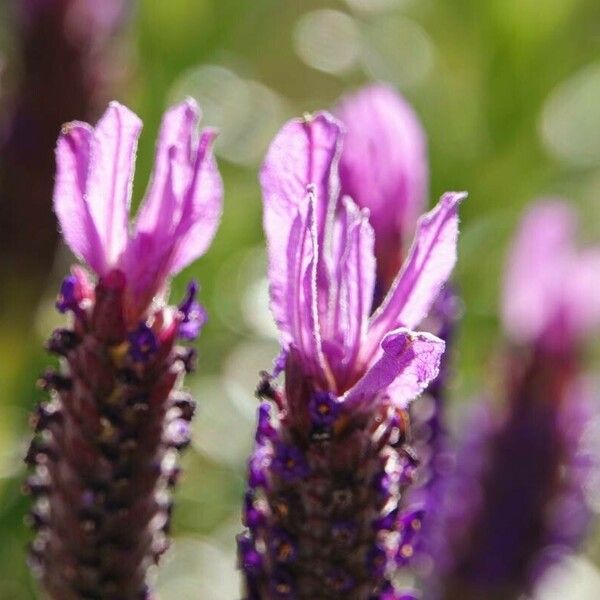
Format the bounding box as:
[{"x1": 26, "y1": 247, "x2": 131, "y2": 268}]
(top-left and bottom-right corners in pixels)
[
  {"x1": 2, "y1": 0, "x2": 600, "y2": 598},
  {"x1": 421, "y1": 200, "x2": 600, "y2": 600},
  {"x1": 0, "y1": 0, "x2": 132, "y2": 315}
]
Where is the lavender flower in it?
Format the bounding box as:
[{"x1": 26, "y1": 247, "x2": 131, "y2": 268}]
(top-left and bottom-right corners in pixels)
[
  {"x1": 336, "y1": 85, "x2": 461, "y2": 567},
  {"x1": 427, "y1": 200, "x2": 600, "y2": 599},
  {"x1": 238, "y1": 111, "x2": 465, "y2": 599},
  {"x1": 0, "y1": 0, "x2": 131, "y2": 295},
  {"x1": 25, "y1": 99, "x2": 222, "y2": 599}
]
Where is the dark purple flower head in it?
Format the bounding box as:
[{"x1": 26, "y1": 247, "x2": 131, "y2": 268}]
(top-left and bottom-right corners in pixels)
[
  {"x1": 335, "y1": 84, "x2": 428, "y2": 291},
  {"x1": 178, "y1": 280, "x2": 207, "y2": 340},
  {"x1": 308, "y1": 390, "x2": 340, "y2": 427},
  {"x1": 54, "y1": 98, "x2": 223, "y2": 323},
  {"x1": 128, "y1": 323, "x2": 158, "y2": 362},
  {"x1": 272, "y1": 443, "x2": 310, "y2": 482},
  {"x1": 26, "y1": 99, "x2": 222, "y2": 600}
]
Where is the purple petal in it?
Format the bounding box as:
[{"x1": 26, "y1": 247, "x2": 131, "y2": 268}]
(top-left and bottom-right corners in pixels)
[
  {"x1": 86, "y1": 101, "x2": 142, "y2": 268},
  {"x1": 336, "y1": 84, "x2": 428, "y2": 286},
  {"x1": 345, "y1": 329, "x2": 445, "y2": 409},
  {"x1": 134, "y1": 98, "x2": 200, "y2": 240},
  {"x1": 261, "y1": 113, "x2": 342, "y2": 337},
  {"x1": 285, "y1": 197, "x2": 325, "y2": 378},
  {"x1": 363, "y1": 192, "x2": 465, "y2": 361},
  {"x1": 53, "y1": 122, "x2": 105, "y2": 273},
  {"x1": 124, "y1": 101, "x2": 222, "y2": 309},
  {"x1": 502, "y1": 200, "x2": 577, "y2": 345},
  {"x1": 169, "y1": 128, "x2": 223, "y2": 272},
  {"x1": 327, "y1": 197, "x2": 375, "y2": 384}
]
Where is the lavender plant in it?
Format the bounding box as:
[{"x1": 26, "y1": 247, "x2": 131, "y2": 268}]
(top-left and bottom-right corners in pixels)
[
  {"x1": 336, "y1": 85, "x2": 462, "y2": 571},
  {"x1": 25, "y1": 99, "x2": 222, "y2": 599},
  {"x1": 237, "y1": 110, "x2": 465, "y2": 599},
  {"x1": 426, "y1": 200, "x2": 600, "y2": 600}
]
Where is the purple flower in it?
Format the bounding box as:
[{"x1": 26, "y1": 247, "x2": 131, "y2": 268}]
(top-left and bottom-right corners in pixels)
[
  {"x1": 26, "y1": 100, "x2": 222, "y2": 599},
  {"x1": 423, "y1": 200, "x2": 600, "y2": 598},
  {"x1": 54, "y1": 98, "x2": 222, "y2": 324},
  {"x1": 335, "y1": 85, "x2": 428, "y2": 291},
  {"x1": 178, "y1": 280, "x2": 207, "y2": 340},
  {"x1": 239, "y1": 111, "x2": 464, "y2": 598}
]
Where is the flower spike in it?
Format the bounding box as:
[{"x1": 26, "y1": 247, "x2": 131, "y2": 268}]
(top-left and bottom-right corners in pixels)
[
  {"x1": 239, "y1": 110, "x2": 464, "y2": 598},
  {"x1": 26, "y1": 99, "x2": 222, "y2": 599}
]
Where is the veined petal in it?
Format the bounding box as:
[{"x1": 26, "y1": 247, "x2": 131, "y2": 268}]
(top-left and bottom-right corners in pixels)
[
  {"x1": 261, "y1": 113, "x2": 342, "y2": 338},
  {"x1": 285, "y1": 198, "x2": 325, "y2": 378},
  {"x1": 169, "y1": 128, "x2": 223, "y2": 272},
  {"x1": 363, "y1": 192, "x2": 465, "y2": 362},
  {"x1": 134, "y1": 98, "x2": 200, "y2": 238},
  {"x1": 86, "y1": 101, "x2": 142, "y2": 268},
  {"x1": 344, "y1": 329, "x2": 445, "y2": 408},
  {"x1": 326, "y1": 197, "x2": 375, "y2": 385},
  {"x1": 54, "y1": 122, "x2": 105, "y2": 273}
]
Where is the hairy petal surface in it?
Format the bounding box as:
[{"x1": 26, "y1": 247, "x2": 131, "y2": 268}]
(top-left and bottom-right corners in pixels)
[
  {"x1": 345, "y1": 329, "x2": 444, "y2": 408},
  {"x1": 85, "y1": 101, "x2": 142, "y2": 268},
  {"x1": 364, "y1": 192, "x2": 465, "y2": 361},
  {"x1": 54, "y1": 122, "x2": 105, "y2": 273},
  {"x1": 261, "y1": 113, "x2": 342, "y2": 338}
]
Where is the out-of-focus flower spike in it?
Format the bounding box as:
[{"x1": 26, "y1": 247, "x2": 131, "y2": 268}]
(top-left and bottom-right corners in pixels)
[{"x1": 423, "y1": 199, "x2": 600, "y2": 599}]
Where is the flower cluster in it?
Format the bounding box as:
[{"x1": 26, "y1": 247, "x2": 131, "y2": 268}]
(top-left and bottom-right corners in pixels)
[
  {"x1": 238, "y1": 108, "x2": 464, "y2": 598},
  {"x1": 25, "y1": 98, "x2": 222, "y2": 599}
]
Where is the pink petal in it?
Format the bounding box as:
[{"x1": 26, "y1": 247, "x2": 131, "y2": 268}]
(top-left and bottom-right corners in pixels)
[
  {"x1": 169, "y1": 128, "x2": 223, "y2": 272},
  {"x1": 261, "y1": 113, "x2": 342, "y2": 338},
  {"x1": 285, "y1": 198, "x2": 325, "y2": 378},
  {"x1": 53, "y1": 121, "x2": 105, "y2": 273},
  {"x1": 134, "y1": 98, "x2": 200, "y2": 239},
  {"x1": 86, "y1": 101, "x2": 142, "y2": 268},
  {"x1": 502, "y1": 200, "x2": 577, "y2": 344},
  {"x1": 327, "y1": 197, "x2": 375, "y2": 385},
  {"x1": 124, "y1": 101, "x2": 223, "y2": 310},
  {"x1": 364, "y1": 192, "x2": 465, "y2": 361},
  {"x1": 345, "y1": 329, "x2": 445, "y2": 408},
  {"x1": 336, "y1": 84, "x2": 428, "y2": 286}
]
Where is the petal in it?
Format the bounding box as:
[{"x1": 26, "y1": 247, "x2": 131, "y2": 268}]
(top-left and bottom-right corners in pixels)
[
  {"x1": 261, "y1": 113, "x2": 342, "y2": 337},
  {"x1": 336, "y1": 84, "x2": 428, "y2": 287},
  {"x1": 53, "y1": 121, "x2": 105, "y2": 273},
  {"x1": 169, "y1": 128, "x2": 223, "y2": 272},
  {"x1": 344, "y1": 329, "x2": 445, "y2": 408},
  {"x1": 86, "y1": 101, "x2": 142, "y2": 267},
  {"x1": 134, "y1": 98, "x2": 200, "y2": 239},
  {"x1": 363, "y1": 192, "x2": 465, "y2": 361},
  {"x1": 502, "y1": 199, "x2": 577, "y2": 344},
  {"x1": 326, "y1": 197, "x2": 375, "y2": 384},
  {"x1": 285, "y1": 197, "x2": 325, "y2": 378}
]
